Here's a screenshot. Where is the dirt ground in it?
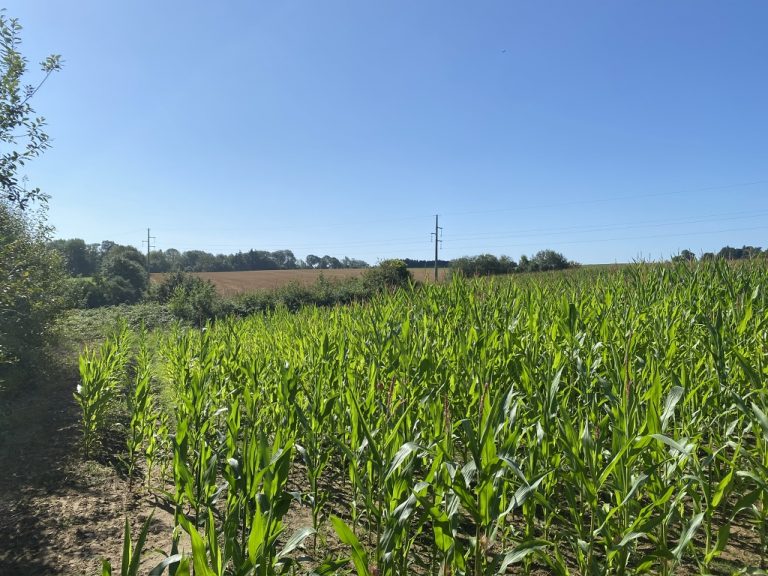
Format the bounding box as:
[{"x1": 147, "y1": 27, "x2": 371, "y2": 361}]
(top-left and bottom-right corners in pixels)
[
  {"x1": 0, "y1": 362, "x2": 177, "y2": 576},
  {"x1": 0, "y1": 357, "x2": 345, "y2": 576}
]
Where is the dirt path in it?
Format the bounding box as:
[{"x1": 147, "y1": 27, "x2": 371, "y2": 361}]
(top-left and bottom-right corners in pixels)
[{"x1": 0, "y1": 364, "x2": 174, "y2": 576}]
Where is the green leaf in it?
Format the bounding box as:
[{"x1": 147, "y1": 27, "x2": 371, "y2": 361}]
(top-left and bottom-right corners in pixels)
[
  {"x1": 661, "y1": 386, "x2": 684, "y2": 431},
  {"x1": 148, "y1": 554, "x2": 184, "y2": 576},
  {"x1": 672, "y1": 512, "x2": 704, "y2": 560},
  {"x1": 120, "y1": 518, "x2": 131, "y2": 576},
  {"x1": 127, "y1": 513, "x2": 154, "y2": 576},
  {"x1": 179, "y1": 516, "x2": 213, "y2": 576},
  {"x1": 173, "y1": 558, "x2": 191, "y2": 576},
  {"x1": 712, "y1": 470, "x2": 733, "y2": 508},
  {"x1": 309, "y1": 557, "x2": 351, "y2": 575},
  {"x1": 497, "y1": 539, "x2": 550, "y2": 573},
  {"x1": 276, "y1": 527, "x2": 316, "y2": 560},
  {"x1": 705, "y1": 523, "x2": 730, "y2": 563},
  {"x1": 652, "y1": 433, "x2": 692, "y2": 455},
  {"x1": 330, "y1": 515, "x2": 370, "y2": 576},
  {"x1": 751, "y1": 402, "x2": 768, "y2": 442},
  {"x1": 385, "y1": 441, "x2": 425, "y2": 480}
]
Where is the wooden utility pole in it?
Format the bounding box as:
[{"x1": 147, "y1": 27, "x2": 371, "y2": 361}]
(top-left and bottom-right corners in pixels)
[{"x1": 431, "y1": 214, "x2": 442, "y2": 282}]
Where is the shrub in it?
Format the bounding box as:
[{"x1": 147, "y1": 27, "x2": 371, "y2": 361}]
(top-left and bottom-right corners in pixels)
[
  {"x1": 451, "y1": 254, "x2": 516, "y2": 277},
  {"x1": 0, "y1": 204, "x2": 66, "y2": 376},
  {"x1": 363, "y1": 259, "x2": 412, "y2": 291},
  {"x1": 168, "y1": 281, "x2": 219, "y2": 326}
]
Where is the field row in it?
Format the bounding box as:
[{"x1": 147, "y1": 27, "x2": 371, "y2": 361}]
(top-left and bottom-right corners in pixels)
[
  {"x1": 150, "y1": 267, "x2": 449, "y2": 295},
  {"x1": 81, "y1": 262, "x2": 768, "y2": 575}
]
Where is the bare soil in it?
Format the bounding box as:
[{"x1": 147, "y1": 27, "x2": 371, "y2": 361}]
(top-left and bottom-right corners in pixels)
[{"x1": 0, "y1": 364, "x2": 176, "y2": 576}]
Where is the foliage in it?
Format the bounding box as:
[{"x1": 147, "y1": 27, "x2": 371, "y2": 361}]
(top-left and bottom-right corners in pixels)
[
  {"x1": 151, "y1": 270, "x2": 209, "y2": 303},
  {"x1": 56, "y1": 303, "x2": 176, "y2": 350},
  {"x1": 402, "y1": 257, "x2": 450, "y2": 268},
  {"x1": 0, "y1": 204, "x2": 65, "y2": 374},
  {"x1": 150, "y1": 271, "x2": 383, "y2": 324},
  {"x1": 520, "y1": 248, "x2": 573, "y2": 272},
  {"x1": 677, "y1": 246, "x2": 765, "y2": 263},
  {"x1": 452, "y1": 250, "x2": 575, "y2": 275},
  {"x1": 671, "y1": 249, "x2": 697, "y2": 263},
  {"x1": 61, "y1": 276, "x2": 104, "y2": 308},
  {"x1": 168, "y1": 279, "x2": 219, "y2": 327},
  {"x1": 0, "y1": 10, "x2": 62, "y2": 209},
  {"x1": 717, "y1": 245, "x2": 763, "y2": 260},
  {"x1": 74, "y1": 321, "x2": 130, "y2": 457},
  {"x1": 53, "y1": 242, "x2": 150, "y2": 307},
  {"x1": 0, "y1": 11, "x2": 63, "y2": 383},
  {"x1": 363, "y1": 259, "x2": 412, "y2": 291},
  {"x1": 90, "y1": 260, "x2": 768, "y2": 573},
  {"x1": 99, "y1": 245, "x2": 148, "y2": 304},
  {"x1": 451, "y1": 253, "x2": 516, "y2": 277},
  {"x1": 49, "y1": 238, "x2": 100, "y2": 276}
]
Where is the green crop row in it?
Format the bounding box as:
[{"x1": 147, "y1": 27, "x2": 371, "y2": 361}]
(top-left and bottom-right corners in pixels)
[{"x1": 86, "y1": 260, "x2": 768, "y2": 575}]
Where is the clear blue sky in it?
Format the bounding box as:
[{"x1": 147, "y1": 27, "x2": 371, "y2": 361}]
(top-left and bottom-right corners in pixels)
[{"x1": 6, "y1": 1, "x2": 768, "y2": 264}]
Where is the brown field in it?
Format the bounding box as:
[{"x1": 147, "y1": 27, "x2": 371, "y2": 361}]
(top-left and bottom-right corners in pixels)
[{"x1": 151, "y1": 267, "x2": 449, "y2": 295}]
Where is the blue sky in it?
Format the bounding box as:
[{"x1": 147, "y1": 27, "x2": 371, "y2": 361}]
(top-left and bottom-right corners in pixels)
[{"x1": 6, "y1": 1, "x2": 768, "y2": 264}]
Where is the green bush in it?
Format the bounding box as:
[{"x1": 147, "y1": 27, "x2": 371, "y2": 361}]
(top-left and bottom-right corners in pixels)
[
  {"x1": 0, "y1": 205, "x2": 66, "y2": 376},
  {"x1": 151, "y1": 270, "x2": 206, "y2": 303},
  {"x1": 168, "y1": 281, "x2": 219, "y2": 326},
  {"x1": 451, "y1": 254, "x2": 516, "y2": 277},
  {"x1": 363, "y1": 259, "x2": 412, "y2": 291}
]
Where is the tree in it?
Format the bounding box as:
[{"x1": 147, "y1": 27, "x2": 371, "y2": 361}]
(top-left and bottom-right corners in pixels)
[
  {"x1": 363, "y1": 259, "x2": 412, "y2": 291},
  {"x1": 306, "y1": 254, "x2": 321, "y2": 269},
  {"x1": 99, "y1": 245, "x2": 148, "y2": 304},
  {"x1": 0, "y1": 12, "x2": 63, "y2": 376},
  {"x1": 0, "y1": 11, "x2": 62, "y2": 209},
  {"x1": 451, "y1": 254, "x2": 517, "y2": 277},
  {"x1": 320, "y1": 255, "x2": 343, "y2": 269},
  {"x1": 530, "y1": 249, "x2": 571, "y2": 271},
  {"x1": 0, "y1": 204, "x2": 64, "y2": 370},
  {"x1": 671, "y1": 249, "x2": 696, "y2": 263},
  {"x1": 148, "y1": 249, "x2": 171, "y2": 273},
  {"x1": 50, "y1": 238, "x2": 99, "y2": 276}
]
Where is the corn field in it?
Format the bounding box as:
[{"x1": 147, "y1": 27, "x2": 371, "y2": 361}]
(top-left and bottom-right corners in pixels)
[{"x1": 80, "y1": 261, "x2": 768, "y2": 575}]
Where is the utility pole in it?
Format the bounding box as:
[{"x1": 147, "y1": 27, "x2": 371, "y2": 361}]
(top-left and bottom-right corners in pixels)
[
  {"x1": 142, "y1": 228, "x2": 156, "y2": 279},
  {"x1": 430, "y1": 214, "x2": 442, "y2": 282}
]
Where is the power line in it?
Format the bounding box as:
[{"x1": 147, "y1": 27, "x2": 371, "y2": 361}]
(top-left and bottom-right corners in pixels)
[
  {"x1": 155, "y1": 179, "x2": 768, "y2": 236},
  {"x1": 445, "y1": 208, "x2": 768, "y2": 242},
  {"x1": 142, "y1": 228, "x2": 156, "y2": 274},
  {"x1": 444, "y1": 224, "x2": 768, "y2": 252},
  {"x1": 441, "y1": 179, "x2": 768, "y2": 218},
  {"x1": 162, "y1": 207, "x2": 768, "y2": 253}
]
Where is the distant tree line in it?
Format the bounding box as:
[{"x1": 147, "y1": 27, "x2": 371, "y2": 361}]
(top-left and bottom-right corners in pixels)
[
  {"x1": 673, "y1": 245, "x2": 767, "y2": 263},
  {"x1": 402, "y1": 258, "x2": 451, "y2": 268},
  {"x1": 451, "y1": 250, "x2": 574, "y2": 277},
  {"x1": 49, "y1": 238, "x2": 370, "y2": 275}
]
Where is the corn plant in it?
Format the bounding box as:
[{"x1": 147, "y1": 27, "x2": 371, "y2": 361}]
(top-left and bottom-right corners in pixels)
[
  {"x1": 75, "y1": 324, "x2": 130, "y2": 458},
  {"x1": 125, "y1": 340, "x2": 154, "y2": 482}
]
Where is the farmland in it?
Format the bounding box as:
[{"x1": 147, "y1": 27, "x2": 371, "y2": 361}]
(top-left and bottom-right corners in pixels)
[
  {"x1": 60, "y1": 260, "x2": 768, "y2": 575},
  {"x1": 151, "y1": 268, "x2": 450, "y2": 295}
]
